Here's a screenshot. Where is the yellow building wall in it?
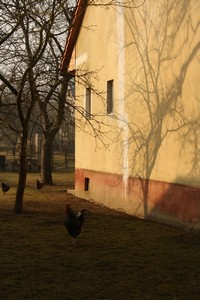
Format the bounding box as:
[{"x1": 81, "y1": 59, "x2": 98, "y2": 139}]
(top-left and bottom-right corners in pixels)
[
  {"x1": 123, "y1": 0, "x2": 200, "y2": 185},
  {"x1": 73, "y1": 0, "x2": 200, "y2": 230},
  {"x1": 75, "y1": 4, "x2": 126, "y2": 175}
]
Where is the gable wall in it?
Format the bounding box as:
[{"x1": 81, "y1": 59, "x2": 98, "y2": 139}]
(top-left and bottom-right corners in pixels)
[{"x1": 73, "y1": 0, "x2": 200, "y2": 231}]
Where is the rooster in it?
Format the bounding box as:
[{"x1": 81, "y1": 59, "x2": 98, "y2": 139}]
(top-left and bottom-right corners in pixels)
[
  {"x1": 1, "y1": 182, "x2": 10, "y2": 194},
  {"x1": 64, "y1": 204, "x2": 89, "y2": 244},
  {"x1": 35, "y1": 179, "x2": 43, "y2": 190}
]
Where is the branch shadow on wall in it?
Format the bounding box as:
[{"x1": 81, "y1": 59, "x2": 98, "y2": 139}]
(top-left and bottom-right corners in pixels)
[
  {"x1": 117, "y1": 0, "x2": 200, "y2": 222},
  {"x1": 148, "y1": 178, "x2": 200, "y2": 231}
]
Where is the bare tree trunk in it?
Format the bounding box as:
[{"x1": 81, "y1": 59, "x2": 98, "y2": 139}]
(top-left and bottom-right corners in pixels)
[
  {"x1": 40, "y1": 78, "x2": 69, "y2": 184},
  {"x1": 41, "y1": 134, "x2": 54, "y2": 185},
  {"x1": 14, "y1": 130, "x2": 28, "y2": 213}
]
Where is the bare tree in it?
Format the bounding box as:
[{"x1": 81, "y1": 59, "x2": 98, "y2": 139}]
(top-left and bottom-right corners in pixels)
[{"x1": 0, "y1": 0, "x2": 72, "y2": 212}]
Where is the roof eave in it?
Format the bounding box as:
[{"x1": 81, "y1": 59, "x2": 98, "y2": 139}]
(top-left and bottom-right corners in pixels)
[{"x1": 60, "y1": 0, "x2": 88, "y2": 76}]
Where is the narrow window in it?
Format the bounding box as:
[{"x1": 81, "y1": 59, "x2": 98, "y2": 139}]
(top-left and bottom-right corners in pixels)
[
  {"x1": 84, "y1": 177, "x2": 90, "y2": 191},
  {"x1": 107, "y1": 80, "x2": 113, "y2": 114},
  {"x1": 85, "y1": 87, "x2": 91, "y2": 118}
]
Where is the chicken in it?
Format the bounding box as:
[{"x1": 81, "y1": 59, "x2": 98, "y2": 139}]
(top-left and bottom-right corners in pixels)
[
  {"x1": 1, "y1": 182, "x2": 10, "y2": 194},
  {"x1": 35, "y1": 179, "x2": 43, "y2": 190},
  {"x1": 64, "y1": 204, "x2": 89, "y2": 244}
]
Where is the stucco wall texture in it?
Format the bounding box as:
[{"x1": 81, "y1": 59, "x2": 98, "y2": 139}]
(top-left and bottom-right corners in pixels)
[{"x1": 72, "y1": 0, "x2": 200, "y2": 231}]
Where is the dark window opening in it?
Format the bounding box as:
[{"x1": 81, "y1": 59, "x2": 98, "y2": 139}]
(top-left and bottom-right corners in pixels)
[
  {"x1": 107, "y1": 80, "x2": 113, "y2": 114},
  {"x1": 85, "y1": 87, "x2": 91, "y2": 118},
  {"x1": 84, "y1": 177, "x2": 90, "y2": 191}
]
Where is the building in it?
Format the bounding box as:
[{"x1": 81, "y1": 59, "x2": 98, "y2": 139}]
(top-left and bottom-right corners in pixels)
[{"x1": 61, "y1": 0, "x2": 200, "y2": 231}]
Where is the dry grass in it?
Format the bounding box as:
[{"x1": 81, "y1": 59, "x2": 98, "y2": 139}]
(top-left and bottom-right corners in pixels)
[{"x1": 0, "y1": 172, "x2": 200, "y2": 299}]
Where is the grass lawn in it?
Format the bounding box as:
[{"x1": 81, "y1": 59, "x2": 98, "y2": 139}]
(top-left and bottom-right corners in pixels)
[{"x1": 0, "y1": 172, "x2": 200, "y2": 300}]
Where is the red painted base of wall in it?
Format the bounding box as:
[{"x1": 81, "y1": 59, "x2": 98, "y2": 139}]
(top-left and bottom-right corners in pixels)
[{"x1": 75, "y1": 168, "x2": 200, "y2": 231}]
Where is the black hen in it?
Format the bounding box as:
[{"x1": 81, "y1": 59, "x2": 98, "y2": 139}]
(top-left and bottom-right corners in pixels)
[
  {"x1": 64, "y1": 204, "x2": 89, "y2": 244},
  {"x1": 1, "y1": 182, "x2": 10, "y2": 194},
  {"x1": 35, "y1": 179, "x2": 43, "y2": 190}
]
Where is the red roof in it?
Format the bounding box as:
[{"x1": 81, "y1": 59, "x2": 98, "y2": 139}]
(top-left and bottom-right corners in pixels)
[{"x1": 60, "y1": 0, "x2": 88, "y2": 75}]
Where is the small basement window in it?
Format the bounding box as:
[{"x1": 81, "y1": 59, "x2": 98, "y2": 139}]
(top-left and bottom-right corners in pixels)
[{"x1": 84, "y1": 177, "x2": 90, "y2": 191}]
